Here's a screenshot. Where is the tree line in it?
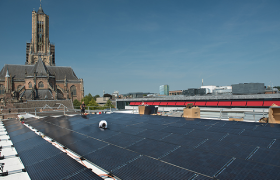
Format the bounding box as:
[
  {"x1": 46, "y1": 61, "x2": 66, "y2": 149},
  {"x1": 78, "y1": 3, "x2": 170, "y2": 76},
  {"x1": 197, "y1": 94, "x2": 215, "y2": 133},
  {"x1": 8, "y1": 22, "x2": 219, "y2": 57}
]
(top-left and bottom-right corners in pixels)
[{"x1": 73, "y1": 93, "x2": 115, "y2": 110}]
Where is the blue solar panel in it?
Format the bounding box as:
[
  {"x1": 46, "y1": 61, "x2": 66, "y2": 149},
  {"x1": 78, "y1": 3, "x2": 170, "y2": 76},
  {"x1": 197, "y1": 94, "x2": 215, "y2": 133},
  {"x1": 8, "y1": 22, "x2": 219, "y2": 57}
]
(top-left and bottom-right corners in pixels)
[
  {"x1": 84, "y1": 145, "x2": 139, "y2": 172},
  {"x1": 135, "y1": 123, "x2": 166, "y2": 130},
  {"x1": 18, "y1": 143, "x2": 63, "y2": 166},
  {"x1": 117, "y1": 126, "x2": 147, "y2": 135},
  {"x1": 241, "y1": 129, "x2": 280, "y2": 139},
  {"x1": 127, "y1": 138, "x2": 180, "y2": 159},
  {"x1": 65, "y1": 137, "x2": 108, "y2": 156},
  {"x1": 248, "y1": 147, "x2": 280, "y2": 166},
  {"x1": 186, "y1": 129, "x2": 227, "y2": 141},
  {"x1": 161, "y1": 147, "x2": 233, "y2": 177},
  {"x1": 52, "y1": 131, "x2": 87, "y2": 146},
  {"x1": 225, "y1": 134, "x2": 273, "y2": 147},
  {"x1": 206, "y1": 126, "x2": 242, "y2": 135},
  {"x1": 10, "y1": 131, "x2": 38, "y2": 143},
  {"x1": 216, "y1": 158, "x2": 280, "y2": 179},
  {"x1": 136, "y1": 129, "x2": 171, "y2": 140},
  {"x1": 25, "y1": 153, "x2": 96, "y2": 180},
  {"x1": 104, "y1": 132, "x2": 144, "y2": 148},
  {"x1": 160, "y1": 126, "x2": 194, "y2": 135},
  {"x1": 4, "y1": 123, "x2": 25, "y2": 132},
  {"x1": 7, "y1": 113, "x2": 280, "y2": 179},
  {"x1": 161, "y1": 133, "x2": 206, "y2": 147},
  {"x1": 87, "y1": 128, "x2": 120, "y2": 140},
  {"x1": 13, "y1": 136, "x2": 48, "y2": 153},
  {"x1": 7, "y1": 127, "x2": 31, "y2": 137},
  {"x1": 196, "y1": 139, "x2": 257, "y2": 159},
  {"x1": 64, "y1": 168, "x2": 102, "y2": 180},
  {"x1": 112, "y1": 155, "x2": 201, "y2": 179}
]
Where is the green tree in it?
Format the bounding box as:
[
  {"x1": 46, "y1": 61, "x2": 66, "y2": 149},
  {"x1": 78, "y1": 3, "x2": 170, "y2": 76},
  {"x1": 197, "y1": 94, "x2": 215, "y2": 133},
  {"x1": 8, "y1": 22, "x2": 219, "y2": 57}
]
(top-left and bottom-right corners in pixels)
[
  {"x1": 274, "y1": 86, "x2": 280, "y2": 91},
  {"x1": 73, "y1": 99, "x2": 81, "y2": 109},
  {"x1": 104, "y1": 99, "x2": 115, "y2": 108},
  {"x1": 81, "y1": 93, "x2": 94, "y2": 105},
  {"x1": 93, "y1": 94, "x2": 100, "y2": 101},
  {"x1": 87, "y1": 99, "x2": 100, "y2": 110}
]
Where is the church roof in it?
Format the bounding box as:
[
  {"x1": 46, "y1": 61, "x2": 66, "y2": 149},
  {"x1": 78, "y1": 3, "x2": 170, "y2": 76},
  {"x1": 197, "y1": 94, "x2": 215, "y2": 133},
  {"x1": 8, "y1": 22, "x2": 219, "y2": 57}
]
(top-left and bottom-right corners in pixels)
[
  {"x1": 29, "y1": 58, "x2": 49, "y2": 76},
  {"x1": 0, "y1": 64, "x2": 80, "y2": 81}
]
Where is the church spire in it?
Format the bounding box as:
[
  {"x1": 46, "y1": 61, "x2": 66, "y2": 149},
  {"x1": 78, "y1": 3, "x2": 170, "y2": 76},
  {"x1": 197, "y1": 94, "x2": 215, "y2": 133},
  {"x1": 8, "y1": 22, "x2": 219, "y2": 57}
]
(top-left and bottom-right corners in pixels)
[{"x1": 37, "y1": 0, "x2": 44, "y2": 14}]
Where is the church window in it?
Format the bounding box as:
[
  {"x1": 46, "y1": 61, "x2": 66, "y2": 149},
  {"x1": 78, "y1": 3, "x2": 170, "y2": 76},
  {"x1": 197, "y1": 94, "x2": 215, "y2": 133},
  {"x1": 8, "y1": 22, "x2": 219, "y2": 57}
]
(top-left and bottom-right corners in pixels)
[
  {"x1": 70, "y1": 85, "x2": 76, "y2": 96},
  {"x1": 38, "y1": 81, "x2": 44, "y2": 88},
  {"x1": 28, "y1": 82, "x2": 32, "y2": 88},
  {"x1": 0, "y1": 84, "x2": 4, "y2": 94}
]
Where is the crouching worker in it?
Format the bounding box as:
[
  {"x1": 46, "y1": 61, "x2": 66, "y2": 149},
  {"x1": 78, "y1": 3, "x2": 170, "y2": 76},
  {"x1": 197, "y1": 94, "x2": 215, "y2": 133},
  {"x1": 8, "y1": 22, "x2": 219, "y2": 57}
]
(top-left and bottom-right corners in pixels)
[{"x1": 99, "y1": 120, "x2": 108, "y2": 129}]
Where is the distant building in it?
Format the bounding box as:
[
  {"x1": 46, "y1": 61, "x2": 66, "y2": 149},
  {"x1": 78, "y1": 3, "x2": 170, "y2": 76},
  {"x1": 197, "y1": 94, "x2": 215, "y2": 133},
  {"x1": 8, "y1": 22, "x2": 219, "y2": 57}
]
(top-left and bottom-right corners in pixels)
[
  {"x1": 182, "y1": 88, "x2": 206, "y2": 96},
  {"x1": 213, "y1": 86, "x2": 232, "y2": 94},
  {"x1": 169, "y1": 90, "x2": 182, "y2": 96},
  {"x1": 201, "y1": 86, "x2": 216, "y2": 94},
  {"x1": 232, "y1": 83, "x2": 265, "y2": 95},
  {"x1": 122, "y1": 92, "x2": 150, "y2": 98},
  {"x1": 159, "y1": 85, "x2": 169, "y2": 96},
  {"x1": 112, "y1": 91, "x2": 119, "y2": 99},
  {"x1": 96, "y1": 97, "x2": 111, "y2": 106}
]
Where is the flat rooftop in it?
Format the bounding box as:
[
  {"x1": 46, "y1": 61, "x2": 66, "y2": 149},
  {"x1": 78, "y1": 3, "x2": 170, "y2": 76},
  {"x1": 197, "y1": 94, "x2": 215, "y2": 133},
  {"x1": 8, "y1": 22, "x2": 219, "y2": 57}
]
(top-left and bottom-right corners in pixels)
[{"x1": 2, "y1": 113, "x2": 280, "y2": 179}]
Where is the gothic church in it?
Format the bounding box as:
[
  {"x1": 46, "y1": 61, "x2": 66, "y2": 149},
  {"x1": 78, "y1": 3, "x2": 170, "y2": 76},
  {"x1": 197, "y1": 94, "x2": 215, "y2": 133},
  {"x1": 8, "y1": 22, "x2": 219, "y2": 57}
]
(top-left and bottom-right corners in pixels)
[{"x1": 0, "y1": 5, "x2": 84, "y2": 102}]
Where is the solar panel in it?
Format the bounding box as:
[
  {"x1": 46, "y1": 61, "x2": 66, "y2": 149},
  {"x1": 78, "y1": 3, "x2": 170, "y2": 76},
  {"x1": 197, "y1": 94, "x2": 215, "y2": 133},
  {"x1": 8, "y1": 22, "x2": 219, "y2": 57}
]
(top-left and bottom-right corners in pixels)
[
  {"x1": 25, "y1": 153, "x2": 98, "y2": 180},
  {"x1": 135, "y1": 123, "x2": 166, "y2": 130},
  {"x1": 84, "y1": 145, "x2": 139, "y2": 172},
  {"x1": 216, "y1": 158, "x2": 280, "y2": 179},
  {"x1": 186, "y1": 129, "x2": 227, "y2": 141},
  {"x1": 196, "y1": 139, "x2": 257, "y2": 159},
  {"x1": 7, "y1": 127, "x2": 32, "y2": 137},
  {"x1": 7, "y1": 113, "x2": 280, "y2": 179},
  {"x1": 65, "y1": 137, "x2": 109, "y2": 156},
  {"x1": 13, "y1": 136, "x2": 48, "y2": 153},
  {"x1": 241, "y1": 129, "x2": 280, "y2": 139},
  {"x1": 87, "y1": 128, "x2": 120, "y2": 140},
  {"x1": 18, "y1": 143, "x2": 63, "y2": 166},
  {"x1": 206, "y1": 126, "x2": 242, "y2": 135},
  {"x1": 225, "y1": 134, "x2": 273, "y2": 147},
  {"x1": 136, "y1": 129, "x2": 171, "y2": 141},
  {"x1": 117, "y1": 126, "x2": 147, "y2": 135},
  {"x1": 10, "y1": 130, "x2": 38, "y2": 143},
  {"x1": 64, "y1": 168, "x2": 103, "y2": 180},
  {"x1": 112, "y1": 155, "x2": 201, "y2": 180},
  {"x1": 247, "y1": 147, "x2": 280, "y2": 166},
  {"x1": 160, "y1": 126, "x2": 193, "y2": 135},
  {"x1": 161, "y1": 147, "x2": 233, "y2": 177},
  {"x1": 127, "y1": 138, "x2": 180, "y2": 159},
  {"x1": 104, "y1": 132, "x2": 144, "y2": 148},
  {"x1": 3, "y1": 118, "x2": 103, "y2": 180},
  {"x1": 52, "y1": 131, "x2": 87, "y2": 146},
  {"x1": 160, "y1": 133, "x2": 206, "y2": 147},
  {"x1": 269, "y1": 139, "x2": 280, "y2": 150},
  {"x1": 3, "y1": 123, "x2": 25, "y2": 132}
]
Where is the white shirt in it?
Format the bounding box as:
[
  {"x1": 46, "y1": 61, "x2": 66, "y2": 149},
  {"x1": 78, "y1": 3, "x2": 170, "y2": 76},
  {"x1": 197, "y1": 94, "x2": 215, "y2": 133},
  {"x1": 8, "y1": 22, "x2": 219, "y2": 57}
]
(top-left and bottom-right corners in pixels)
[{"x1": 99, "y1": 120, "x2": 108, "y2": 128}]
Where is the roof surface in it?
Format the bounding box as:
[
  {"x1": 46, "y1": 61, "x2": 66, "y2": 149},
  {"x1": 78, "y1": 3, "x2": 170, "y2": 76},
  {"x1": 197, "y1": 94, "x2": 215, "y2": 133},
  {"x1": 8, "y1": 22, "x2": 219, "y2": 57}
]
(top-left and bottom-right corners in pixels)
[
  {"x1": 4, "y1": 113, "x2": 280, "y2": 179},
  {"x1": 0, "y1": 64, "x2": 79, "y2": 81}
]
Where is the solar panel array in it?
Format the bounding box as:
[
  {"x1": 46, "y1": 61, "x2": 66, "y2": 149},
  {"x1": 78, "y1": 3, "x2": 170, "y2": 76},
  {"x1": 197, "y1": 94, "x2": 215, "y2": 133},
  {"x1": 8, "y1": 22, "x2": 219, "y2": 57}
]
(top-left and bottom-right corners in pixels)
[
  {"x1": 14, "y1": 113, "x2": 280, "y2": 179},
  {"x1": 3, "y1": 118, "x2": 102, "y2": 180}
]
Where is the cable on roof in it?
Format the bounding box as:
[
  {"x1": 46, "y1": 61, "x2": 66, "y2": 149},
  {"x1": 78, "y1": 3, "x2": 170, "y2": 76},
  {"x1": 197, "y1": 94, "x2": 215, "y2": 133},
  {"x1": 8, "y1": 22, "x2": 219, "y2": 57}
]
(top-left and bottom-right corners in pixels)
[{"x1": 98, "y1": 173, "x2": 116, "y2": 180}]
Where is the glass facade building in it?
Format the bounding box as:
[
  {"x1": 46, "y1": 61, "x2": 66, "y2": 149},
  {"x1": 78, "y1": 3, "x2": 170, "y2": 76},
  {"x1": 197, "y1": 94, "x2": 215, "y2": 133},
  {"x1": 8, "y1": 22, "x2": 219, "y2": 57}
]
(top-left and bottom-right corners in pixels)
[{"x1": 159, "y1": 85, "x2": 169, "y2": 96}]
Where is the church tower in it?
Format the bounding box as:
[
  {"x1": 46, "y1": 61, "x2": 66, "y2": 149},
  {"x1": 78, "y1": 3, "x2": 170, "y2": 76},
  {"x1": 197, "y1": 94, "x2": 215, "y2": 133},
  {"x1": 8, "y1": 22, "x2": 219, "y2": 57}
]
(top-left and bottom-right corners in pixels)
[{"x1": 26, "y1": 3, "x2": 55, "y2": 66}]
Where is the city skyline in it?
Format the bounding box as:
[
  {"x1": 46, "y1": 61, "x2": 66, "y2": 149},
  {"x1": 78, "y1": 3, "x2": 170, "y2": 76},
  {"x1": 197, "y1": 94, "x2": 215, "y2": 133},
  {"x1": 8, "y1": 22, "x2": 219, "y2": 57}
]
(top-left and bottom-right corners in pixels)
[{"x1": 0, "y1": 0, "x2": 279, "y2": 96}]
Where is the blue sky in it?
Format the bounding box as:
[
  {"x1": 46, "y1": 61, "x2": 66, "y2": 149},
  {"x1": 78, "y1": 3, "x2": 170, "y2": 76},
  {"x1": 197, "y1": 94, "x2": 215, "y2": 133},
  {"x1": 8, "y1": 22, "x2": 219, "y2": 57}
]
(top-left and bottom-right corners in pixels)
[{"x1": 0, "y1": 0, "x2": 280, "y2": 96}]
